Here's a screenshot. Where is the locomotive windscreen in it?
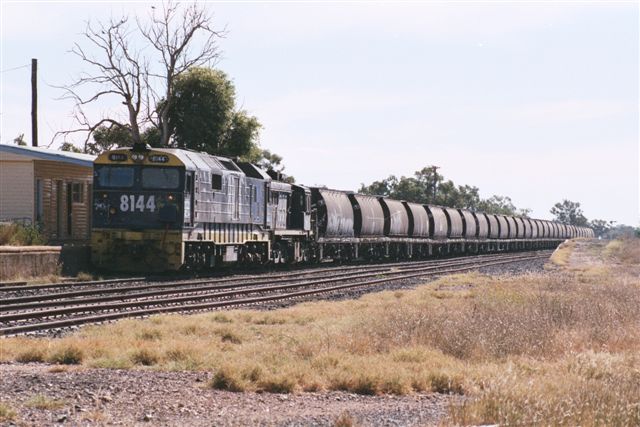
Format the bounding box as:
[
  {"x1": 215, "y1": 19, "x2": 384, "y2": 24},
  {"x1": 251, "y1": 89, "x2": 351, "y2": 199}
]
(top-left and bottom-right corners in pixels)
[
  {"x1": 93, "y1": 165, "x2": 184, "y2": 230},
  {"x1": 96, "y1": 166, "x2": 135, "y2": 188},
  {"x1": 141, "y1": 168, "x2": 180, "y2": 189}
]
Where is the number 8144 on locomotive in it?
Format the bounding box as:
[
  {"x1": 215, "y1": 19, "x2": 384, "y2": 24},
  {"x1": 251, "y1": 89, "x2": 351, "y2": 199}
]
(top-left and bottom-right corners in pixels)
[{"x1": 91, "y1": 146, "x2": 312, "y2": 272}]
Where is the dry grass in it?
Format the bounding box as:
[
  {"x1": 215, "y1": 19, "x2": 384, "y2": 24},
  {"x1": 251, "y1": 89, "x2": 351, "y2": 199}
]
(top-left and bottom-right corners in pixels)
[
  {"x1": 24, "y1": 395, "x2": 66, "y2": 410},
  {"x1": 47, "y1": 345, "x2": 83, "y2": 365},
  {"x1": 15, "y1": 347, "x2": 45, "y2": 363},
  {"x1": 549, "y1": 239, "x2": 575, "y2": 266},
  {"x1": 449, "y1": 352, "x2": 640, "y2": 426},
  {"x1": 0, "y1": 402, "x2": 16, "y2": 422},
  {"x1": 605, "y1": 237, "x2": 640, "y2": 265},
  {"x1": 1, "y1": 239, "x2": 639, "y2": 425},
  {"x1": 76, "y1": 272, "x2": 94, "y2": 281},
  {"x1": 0, "y1": 222, "x2": 45, "y2": 246},
  {"x1": 334, "y1": 411, "x2": 357, "y2": 427}
]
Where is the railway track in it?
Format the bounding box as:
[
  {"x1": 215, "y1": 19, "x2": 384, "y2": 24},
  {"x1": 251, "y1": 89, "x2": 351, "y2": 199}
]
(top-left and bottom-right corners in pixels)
[{"x1": 0, "y1": 250, "x2": 552, "y2": 336}]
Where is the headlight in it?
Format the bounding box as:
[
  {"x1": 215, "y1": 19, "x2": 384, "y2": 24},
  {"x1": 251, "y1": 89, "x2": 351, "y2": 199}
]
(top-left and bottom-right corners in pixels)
[{"x1": 131, "y1": 153, "x2": 145, "y2": 162}]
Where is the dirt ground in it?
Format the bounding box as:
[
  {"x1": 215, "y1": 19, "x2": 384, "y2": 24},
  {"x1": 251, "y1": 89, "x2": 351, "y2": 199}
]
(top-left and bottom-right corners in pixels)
[{"x1": 0, "y1": 363, "x2": 450, "y2": 426}]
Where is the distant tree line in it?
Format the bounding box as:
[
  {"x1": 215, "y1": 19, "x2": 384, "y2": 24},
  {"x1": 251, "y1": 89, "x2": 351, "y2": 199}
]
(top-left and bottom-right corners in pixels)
[
  {"x1": 358, "y1": 166, "x2": 531, "y2": 217},
  {"x1": 549, "y1": 199, "x2": 638, "y2": 238},
  {"x1": 359, "y1": 167, "x2": 635, "y2": 238}
]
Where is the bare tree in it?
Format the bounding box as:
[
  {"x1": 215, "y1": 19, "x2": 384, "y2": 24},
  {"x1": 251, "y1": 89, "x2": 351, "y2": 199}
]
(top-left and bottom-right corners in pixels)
[
  {"x1": 55, "y1": 2, "x2": 223, "y2": 151},
  {"x1": 141, "y1": 2, "x2": 223, "y2": 146},
  {"x1": 56, "y1": 17, "x2": 146, "y2": 151}
]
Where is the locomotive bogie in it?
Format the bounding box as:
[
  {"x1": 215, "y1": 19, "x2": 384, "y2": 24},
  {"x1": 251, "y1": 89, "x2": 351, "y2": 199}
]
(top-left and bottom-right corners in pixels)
[{"x1": 91, "y1": 229, "x2": 184, "y2": 271}]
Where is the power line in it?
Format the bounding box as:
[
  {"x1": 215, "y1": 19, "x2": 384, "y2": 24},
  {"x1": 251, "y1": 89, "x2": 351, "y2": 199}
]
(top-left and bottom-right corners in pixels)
[{"x1": 1, "y1": 64, "x2": 30, "y2": 73}]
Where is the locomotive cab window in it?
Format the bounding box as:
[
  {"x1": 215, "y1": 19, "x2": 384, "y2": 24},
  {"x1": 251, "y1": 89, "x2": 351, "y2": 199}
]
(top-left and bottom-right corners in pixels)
[
  {"x1": 96, "y1": 166, "x2": 134, "y2": 188},
  {"x1": 142, "y1": 168, "x2": 180, "y2": 189},
  {"x1": 211, "y1": 174, "x2": 222, "y2": 191}
]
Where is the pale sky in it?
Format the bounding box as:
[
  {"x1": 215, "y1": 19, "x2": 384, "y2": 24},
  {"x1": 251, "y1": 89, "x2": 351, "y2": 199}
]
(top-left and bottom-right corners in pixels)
[{"x1": 1, "y1": 1, "x2": 638, "y2": 225}]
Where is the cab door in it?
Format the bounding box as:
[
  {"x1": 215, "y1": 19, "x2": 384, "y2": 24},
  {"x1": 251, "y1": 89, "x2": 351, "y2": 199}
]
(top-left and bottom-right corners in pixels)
[{"x1": 184, "y1": 171, "x2": 194, "y2": 226}]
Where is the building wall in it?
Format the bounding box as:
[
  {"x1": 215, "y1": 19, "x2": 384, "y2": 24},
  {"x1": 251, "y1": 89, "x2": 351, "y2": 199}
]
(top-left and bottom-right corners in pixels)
[
  {"x1": 34, "y1": 160, "x2": 93, "y2": 243},
  {"x1": 0, "y1": 160, "x2": 34, "y2": 223}
]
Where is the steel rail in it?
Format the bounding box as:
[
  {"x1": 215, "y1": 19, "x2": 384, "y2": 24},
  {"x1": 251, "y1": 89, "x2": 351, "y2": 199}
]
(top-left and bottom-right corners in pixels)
[
  {"x1": 0, "y1": 252, "x2": 549, "y2": 315},
  {"x1": 0, "y1": 253, "x2": 549, "y2": 336},
  {"x1": 0, "y1": 250, "x2": 551, "y2": 306},
  {"x1": 0, "y1": 277, "x2": 147, "y2": 293},
  {"x1": 0, "y1": 248, "x2": 553, "y2": 294},
  {"x1": 0, "y1": 254, "x2": 552, "y2": 310}
]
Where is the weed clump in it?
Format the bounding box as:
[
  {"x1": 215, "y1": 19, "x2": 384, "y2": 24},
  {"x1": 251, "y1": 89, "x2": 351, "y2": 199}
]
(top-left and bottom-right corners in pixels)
[
  {"x1": 210, "y1": 366, "x2": 246, "y2": 392},
  {"x1": 0, "y1": 402, "x2": 16, "y2": 422},
  {"x1": 25, "y1": 395, "x2": 66, "y2": 410},
  {"x1": 16, "y1": 348, "x2": 45, "y2": 363},
  {"x1": 0, "y1": 223, "x2": 45, "y2": 245},
  {"x1": 130, "y1": 349, "x2": 159, "y2": 366},
  {"x1": 137, "y1": 329, "x2": 163, "y2": 341},
  {"x1": 258, "y1": 376, "x2": 297, "y2": 394},
  {"x1": 333, "y1": 411, "x2": 356, "y2": 427},
  {"x1": 48, "y1": 346, "x2": 83, "y2": 365}
]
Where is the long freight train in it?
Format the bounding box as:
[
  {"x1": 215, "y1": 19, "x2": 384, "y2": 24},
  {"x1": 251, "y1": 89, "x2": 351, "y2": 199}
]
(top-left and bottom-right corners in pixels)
[{"x1": 91, "y1": 145, "x2": 594, "y2": 272}]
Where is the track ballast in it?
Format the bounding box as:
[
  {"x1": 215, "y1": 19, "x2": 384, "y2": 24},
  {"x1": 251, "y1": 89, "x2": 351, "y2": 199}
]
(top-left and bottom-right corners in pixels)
[{"x1": 0, "y1": 250, "x2": 553, "y2": 336}]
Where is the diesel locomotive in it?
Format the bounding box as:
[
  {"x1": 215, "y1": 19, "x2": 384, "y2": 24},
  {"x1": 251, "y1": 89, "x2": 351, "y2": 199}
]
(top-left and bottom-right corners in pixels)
[{"x1": 91, "y1": 144, "x2": 594, "y2": 272}]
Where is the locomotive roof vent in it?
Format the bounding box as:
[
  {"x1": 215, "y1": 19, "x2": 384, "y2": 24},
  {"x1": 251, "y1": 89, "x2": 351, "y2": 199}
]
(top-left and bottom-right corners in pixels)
[{"x1": 131, "y1": 142, "x2": 151, "y2": 152}]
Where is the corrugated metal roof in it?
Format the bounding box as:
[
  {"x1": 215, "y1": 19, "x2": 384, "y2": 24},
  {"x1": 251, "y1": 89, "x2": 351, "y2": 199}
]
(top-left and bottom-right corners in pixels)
[{"x1": 0, "y1": 144, "x2": 95, "y2": 167}]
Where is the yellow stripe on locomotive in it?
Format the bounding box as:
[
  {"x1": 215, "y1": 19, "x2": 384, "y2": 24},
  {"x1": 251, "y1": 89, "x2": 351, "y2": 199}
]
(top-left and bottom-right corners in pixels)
[{"x1": 94, "y1": 148, "x2": 184, "y2": 167}]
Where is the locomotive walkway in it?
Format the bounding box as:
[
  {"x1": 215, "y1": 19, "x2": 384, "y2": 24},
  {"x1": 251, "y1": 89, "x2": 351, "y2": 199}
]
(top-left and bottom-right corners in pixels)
[{"x1": 0, "y1": 250, "x2": 553, "y2": 336}]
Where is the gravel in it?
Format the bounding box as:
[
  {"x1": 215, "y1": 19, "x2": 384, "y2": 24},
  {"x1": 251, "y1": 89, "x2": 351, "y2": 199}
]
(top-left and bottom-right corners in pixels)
[
  {"x1": 263, "y1": 255, "x2": 549, "y2": 308},
  {"x1": 2, "y1": 255, "x2": 550, "y2": 339},
  {"x1": 0, "y1": 363, "x2": 451, "y2": 426}
]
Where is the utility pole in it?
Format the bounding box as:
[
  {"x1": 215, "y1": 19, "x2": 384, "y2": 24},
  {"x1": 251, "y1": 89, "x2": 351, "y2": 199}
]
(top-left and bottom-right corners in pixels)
[
  {"x1": 31, "y1": 58, "x2": 38, "y2": 147},
  {"x1": 431, "y1": 165, "x2": 440, "y2": 201}
]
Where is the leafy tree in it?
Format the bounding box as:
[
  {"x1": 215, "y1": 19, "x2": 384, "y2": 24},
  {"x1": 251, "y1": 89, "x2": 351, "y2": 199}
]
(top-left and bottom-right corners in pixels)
[
  {"x1": 550, "y1": 199, "x2": 588, "y2": 226},
  {"x1": 223, "y1": 110, "x2": 262, "y2": 158},
  {"x1": 359, "y1": 166, "x2": 521, "y2": 215},
  {"x1": 517, "y1": 208, "x2": 532, "y2": 218},
  {"x1": 607, "y1": 224, "x2": 636, "y2": 239},
  {"x1": 167, "y1": 68, "x2": 263, "y2": 161},
  {"x1": 392, "y1": 176, "x2": 423, "y2": 202},
  {"x1": 454, "y1": 185, "x2": 482, "y2": 211},
  {"x1": 477, "y1": 195, "x2": 518, "y2": 216},
  {"x1": 168, "y1": 67, "x2": 235, "y2": 151},
  {"x1": 87, "y1": 125, "x2": 134, "y2": 154},
  {"x1": 256, "y1": 150, "x2": 285, "y2": 172},
  {"x1": 59, "y1": 125, "x2": 160, "y2": 155},
  {"x1": 60, "y1": 142, "x2": 83, "y2": 153},
  {"x1": 588, "y1": 219, "x2": 615, "y2": 237}
]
